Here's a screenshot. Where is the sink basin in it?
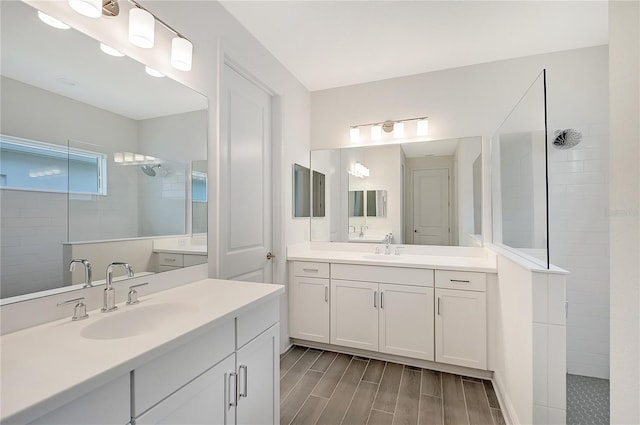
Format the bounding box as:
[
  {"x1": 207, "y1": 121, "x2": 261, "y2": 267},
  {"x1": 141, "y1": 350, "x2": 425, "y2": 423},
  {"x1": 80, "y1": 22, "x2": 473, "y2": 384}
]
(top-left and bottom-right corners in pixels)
[{"x1": 81, "y1": 302, "x2": 197, "y2": 340}]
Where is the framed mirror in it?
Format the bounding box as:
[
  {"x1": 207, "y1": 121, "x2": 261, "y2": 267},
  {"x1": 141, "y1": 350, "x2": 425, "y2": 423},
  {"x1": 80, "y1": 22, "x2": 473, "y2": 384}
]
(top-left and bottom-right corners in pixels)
[
  {"x1": 310, "y1": 136, "x2": 483, "y2": 246},
  {"x1": 292, "y1": 164, "x2": 310, "y2": 217},
  {"x1": 0, "y1": 1, "x2": 208, "y2": 303}
]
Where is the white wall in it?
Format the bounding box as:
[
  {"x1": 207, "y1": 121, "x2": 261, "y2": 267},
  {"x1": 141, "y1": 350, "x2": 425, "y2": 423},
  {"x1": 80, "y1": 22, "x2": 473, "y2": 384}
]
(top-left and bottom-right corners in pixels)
[
  {"x1": 455, "y1": 137, "x2": 482, "y2": 246},
  {"x1": 609, "y1": 1, "x2": 640, "y2": 423}
]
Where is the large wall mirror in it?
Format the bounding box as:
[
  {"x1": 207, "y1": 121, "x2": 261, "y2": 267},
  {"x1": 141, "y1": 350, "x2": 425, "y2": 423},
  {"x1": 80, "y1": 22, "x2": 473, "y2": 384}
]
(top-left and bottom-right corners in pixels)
[
  {"x1": 0, "y1": 1, "x2": 208, "y2": 302},
  {"x1": 310, "y1": 137, "x2": 483, "y2": 247}
]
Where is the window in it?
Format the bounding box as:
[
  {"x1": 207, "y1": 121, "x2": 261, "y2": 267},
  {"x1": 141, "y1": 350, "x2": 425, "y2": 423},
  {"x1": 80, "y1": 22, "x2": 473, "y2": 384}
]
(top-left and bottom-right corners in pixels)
[{"x1": 0, "y1": 135, "x2": 107, "y2": 195}]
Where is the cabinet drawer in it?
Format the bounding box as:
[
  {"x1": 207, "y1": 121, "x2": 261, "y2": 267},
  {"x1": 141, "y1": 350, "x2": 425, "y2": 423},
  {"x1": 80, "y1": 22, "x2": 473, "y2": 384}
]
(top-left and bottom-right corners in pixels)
[
  {"x1": 184, "y1": 254, "x2": 207, "y2": 267},
  {"x1": 134, "y1": 320, "x2": 235, "y2": 416},
  {"x1": 291, "y1": 261, "x2": 330, "y2": 278},
  {"x1": 236, "y1": 298, "x2": 279, "y2": 349},
  {"x1": 435, "y1": 270, "x2": 486, "y2": 292},
  {"x1": 158, "y1": 253, "x2": 183, "y2": 267},
  {"x1": 331, "y1": 263, "x2": 433, "y2": 287}
]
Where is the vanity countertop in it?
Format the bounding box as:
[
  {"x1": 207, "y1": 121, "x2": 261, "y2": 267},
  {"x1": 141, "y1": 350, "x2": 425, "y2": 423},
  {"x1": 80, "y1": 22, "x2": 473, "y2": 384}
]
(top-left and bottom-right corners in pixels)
[
  {"x1": 288, "y1": 244, "x2": 497, "y2": 273},
  {"x1": 153, "y1": 245, "x2": 208, "y2": 255},
  {"x1": 0, "y1": 279, "x2": 284, "y2": 424}
]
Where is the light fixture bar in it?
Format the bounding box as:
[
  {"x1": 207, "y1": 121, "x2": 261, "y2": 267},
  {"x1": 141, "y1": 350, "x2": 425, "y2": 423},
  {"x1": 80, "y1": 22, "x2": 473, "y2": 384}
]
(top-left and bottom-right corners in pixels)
[
  {"x1": 128, "y1": 0, "x2": 187, "y2": 39},
  {"x1": 351, "y1": 116, "x2": 428, "y2": 129}
]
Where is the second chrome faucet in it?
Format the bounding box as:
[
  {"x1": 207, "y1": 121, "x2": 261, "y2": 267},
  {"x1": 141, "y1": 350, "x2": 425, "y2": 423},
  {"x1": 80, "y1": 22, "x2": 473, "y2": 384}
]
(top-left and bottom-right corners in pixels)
[{"x1": 102, "y1": 262, "x2": 134, "y2": 313}]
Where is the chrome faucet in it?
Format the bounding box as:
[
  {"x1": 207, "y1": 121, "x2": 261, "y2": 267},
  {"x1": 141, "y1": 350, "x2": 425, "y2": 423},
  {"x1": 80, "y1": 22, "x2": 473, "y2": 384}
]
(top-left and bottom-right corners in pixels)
[
  {"x1": 359, "y1": 225, "x2": 367, "y2": 237},
  {"x1": 103, "y1": 262, "x2": 134, "y2": 313},
  {"x1": 69, "y1": 259, "x2": 92, "y2": 288},
  {"x1": 384, "y1": 232, "x2": 393, "y2": 255}
]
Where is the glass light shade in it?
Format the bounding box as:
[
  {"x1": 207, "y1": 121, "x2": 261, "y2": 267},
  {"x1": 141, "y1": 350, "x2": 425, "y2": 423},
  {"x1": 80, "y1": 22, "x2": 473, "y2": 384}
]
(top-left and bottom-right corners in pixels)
[
  {"x1": 123, "y1": 152, "x2": 134, "y2": 162},
  {"x1": 145, "y1": 66, "x2": 164, "y2": 78},
  {"x1": 100, "y1": 43, "x2": 124, "y2": 57},
  {"x1": 417, "y1": 118, "x2": 429, "y2": 136},
  {"x1": 38, "y1": 11, "x2": 70, "y2": 29},
  {"x1": 129, "y1": 8, "x2": 155, "y2": 48},
  {"x1": 393, "y1": 122, "x2": 405, "y2": 138},
  {"x1": 68, "y1": 0, "x2": 102, "y2": 18},
  {"x1": 113, "y1": 152, "x2": 123, "y2": 163},
  {"x1": 349, "y1": 127, "x2": 360, "y2": 143},
  {"x1": 371, "y1": 124, "x2": 382, "y2": 141},
  {"x1": 134, "y1": 154, "x2": 145, "y2": 162},
  {"x1": 171, "y1": 37, "x2": 193, "y2": 71}
]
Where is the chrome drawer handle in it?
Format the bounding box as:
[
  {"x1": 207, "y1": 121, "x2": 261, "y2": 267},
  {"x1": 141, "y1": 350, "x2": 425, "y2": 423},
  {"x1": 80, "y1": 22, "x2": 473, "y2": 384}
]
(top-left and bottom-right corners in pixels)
[
  {"x1": 373, "y1": 291, "x2": 378, "y2": 308},
  {"x1": 228, "y1": 372, "x2": 237, "y2": 407},
  {"x1": 303, "y1": 268, "x2": 319, "y2": 272},
  {"x1": 325, "y1": 286, "x2": 329, "y2": 302},
  {"x1": 450, "y1": 279, "x2": 470, "y2": 283},
  {"x1": 239, "y1": 365, "x2": 248, "y2": 398}
]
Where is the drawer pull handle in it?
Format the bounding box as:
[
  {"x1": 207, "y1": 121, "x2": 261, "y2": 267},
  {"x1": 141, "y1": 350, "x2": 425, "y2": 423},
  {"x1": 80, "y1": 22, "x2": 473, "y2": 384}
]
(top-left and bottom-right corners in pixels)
[
  {"x1": 325, "y1": 286, "x2": 329, "y2": 302},
  {"x1": 450, "y1": 279, "x2": 470, "y2": 283},
  {"x1": 303, "y1": 268, "x2": 319, "y2": 272},
  {"x1": 239, "y1": 365, "x2": 248, "y2": 398},
  {"x1": 380, "y1": 292, "x2": 384, "y2": 309},
  {"x1": 373, "y1": 291, "x2": 378, "y2": 308},
  {"x1": 437, "y1": 297, "x2": 441, "y2": 315},
  {"x1": 165, "y1": 258, "x2": 176, "y2": 262},
  {"x1": 228, "y1": 372, "x2": 238, "y2": 407}
]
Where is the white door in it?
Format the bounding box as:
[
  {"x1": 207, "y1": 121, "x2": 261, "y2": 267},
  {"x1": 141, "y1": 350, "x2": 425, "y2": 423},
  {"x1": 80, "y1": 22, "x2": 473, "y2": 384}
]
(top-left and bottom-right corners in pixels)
[
  {"x1": 379, "y1": 284, "x2": 434, "y2": 361},
  {"x1": 236, "y1": 324, "x2": 280, "y2": 425},
  {"x1": 290, "y1": 277, "x2": 330, "y2": 343},
  {"x1": 413, "y1": 168, "x2": 450, "y2": 245},
  {"x1": 330, "y1": 279, "x2": 379, "y2": 351},
  {"x1": 220, "y1": 63, "x2": 273, "y2": 282},
  {"x1": 137, "y1": 354, "x2": 236, "y2": 425},
  {"x1": 435, "y1": 288, "x2": 487, "y2": 369}
]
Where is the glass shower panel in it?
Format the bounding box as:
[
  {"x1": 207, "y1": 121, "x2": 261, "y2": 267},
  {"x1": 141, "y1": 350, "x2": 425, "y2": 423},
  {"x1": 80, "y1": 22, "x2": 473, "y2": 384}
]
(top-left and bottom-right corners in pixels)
[{"x1": 491, "y1": 70, "x2": 549, "y2": 268}]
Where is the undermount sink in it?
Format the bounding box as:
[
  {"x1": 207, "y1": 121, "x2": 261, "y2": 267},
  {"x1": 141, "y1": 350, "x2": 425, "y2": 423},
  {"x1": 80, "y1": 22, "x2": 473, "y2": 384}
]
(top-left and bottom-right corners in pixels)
[{"x1": 81, "y1": 302, "x2": 197, "y2": 340}]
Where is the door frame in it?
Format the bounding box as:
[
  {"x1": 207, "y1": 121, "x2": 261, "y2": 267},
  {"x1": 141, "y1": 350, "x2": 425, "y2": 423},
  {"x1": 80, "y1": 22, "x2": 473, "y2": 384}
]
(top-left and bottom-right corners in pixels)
[{"x1": 216, "y1": 51, "x2": 283, "y2": 287}]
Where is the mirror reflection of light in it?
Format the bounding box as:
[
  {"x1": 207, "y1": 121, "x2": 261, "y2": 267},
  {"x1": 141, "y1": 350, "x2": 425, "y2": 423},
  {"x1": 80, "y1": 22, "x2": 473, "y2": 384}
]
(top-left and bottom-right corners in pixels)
[
  {"x1": 37, "y1": 11, "x2": 70, "y2": 30},
  {"x1": 68, "y1": 0, "x2": 102, "y2": 18},
  {"x1": 145, "y1": 66, "x2": 165, "y2": 78},
  {"x1": 99, "y1": 43, "x2": 125, "y2": 57}
]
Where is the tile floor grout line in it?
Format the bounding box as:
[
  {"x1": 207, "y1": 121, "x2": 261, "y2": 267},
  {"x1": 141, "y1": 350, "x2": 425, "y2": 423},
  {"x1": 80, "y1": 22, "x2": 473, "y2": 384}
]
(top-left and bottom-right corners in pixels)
[
  {"x1": 365, "y1": 361, "x2": 388, "y2": 425},
  {"x1": 281, "y1": 348, "x2": 321, "y2": 403},
  {"x1": 461, "y1": 377, "x2": 472, "y2": 425},
  {"x1": 338, "y1": 359, "x2": 370, "y2": 425},
  {"x1": 416, "y1": 368, "x2": 423, "y2": 425},
  {"x1": 281, "y1": 346, "x2": 310, "y2": 380},
  {"x1": 440, "y1": 372, "x2": 445, "y2": 425},
  {"x1": 284, "y1": 351, "x2": 329, "y2": 425},
  {"x1": 313, "y1": 356, "x2": 356, "y2": 425},
  {"x1": 389, "y1": 364, "x2": 406, "y2": 423},
  {"x1": 480, "y1": 379, "x2": 498, "y2": 425}
]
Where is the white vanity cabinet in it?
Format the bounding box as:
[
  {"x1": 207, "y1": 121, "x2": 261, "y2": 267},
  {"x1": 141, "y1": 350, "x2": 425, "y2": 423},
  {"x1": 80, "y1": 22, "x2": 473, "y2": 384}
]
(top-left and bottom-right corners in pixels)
[
  {"x1": 330, "y1": 264, "x2": 435, "y2": 361},
  {"x1": 27, "y1": 374, "x2": 130, "y2": 425},
  {"x1": 289, "y1": 261, "x2": 330, "y2": 343},
  {"x1": 157, "y1": 252, "x2": 207, "y2": 272},
  {"x1": 434, "y1": 270, "x2": 487, "y2": 369}
]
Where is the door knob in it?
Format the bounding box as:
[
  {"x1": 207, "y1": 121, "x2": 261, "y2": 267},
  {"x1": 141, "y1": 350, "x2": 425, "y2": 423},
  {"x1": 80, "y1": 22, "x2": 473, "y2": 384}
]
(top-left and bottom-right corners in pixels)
[
  {"x1": 414, "y1": 229, "x2": 418, "y2": 233},
  {"x1": 266, "y1": 252, "x2": 275, "y2": 260}
]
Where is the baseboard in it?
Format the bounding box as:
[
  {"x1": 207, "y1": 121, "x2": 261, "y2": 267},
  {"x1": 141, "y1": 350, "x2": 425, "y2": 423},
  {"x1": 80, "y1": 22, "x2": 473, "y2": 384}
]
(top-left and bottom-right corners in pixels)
[{"x1": 492, "y1": 373, "x2": 519, "y2": 425}]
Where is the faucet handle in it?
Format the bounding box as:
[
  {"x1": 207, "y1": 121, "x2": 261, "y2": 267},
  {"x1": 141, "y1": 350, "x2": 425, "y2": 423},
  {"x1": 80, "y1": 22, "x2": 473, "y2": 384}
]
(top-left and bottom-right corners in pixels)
[
  {"x1": 127, "y1": 282, "x2": 149, "y2": 305},
  {"x1": 57, "y1": 297, "x2": 89, "y2": 321}
]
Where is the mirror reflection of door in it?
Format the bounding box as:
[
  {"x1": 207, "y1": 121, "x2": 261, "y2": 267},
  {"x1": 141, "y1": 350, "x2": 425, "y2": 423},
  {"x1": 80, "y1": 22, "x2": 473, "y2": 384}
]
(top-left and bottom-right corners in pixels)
[{"x1": 412, "y1": 168, "x2": 450, "y2": 245}]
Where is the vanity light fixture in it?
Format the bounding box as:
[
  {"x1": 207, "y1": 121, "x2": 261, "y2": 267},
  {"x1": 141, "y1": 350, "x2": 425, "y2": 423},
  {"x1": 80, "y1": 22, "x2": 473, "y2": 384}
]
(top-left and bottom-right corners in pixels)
[
  {"x1": 145, "y1": 66, "x2": 164, "y2": 78},
  {"x1": 128, "y1": 6, "x2": 154, "y2": 48},
  {"x1": 64, "y1": 0, "x2": 193, "y2": 72},
  {"x1": 100, "y1": 42, "x2": 125, "y2": 57},
  {"x1": 37, "y1": 11, "x2": 71, "y2": 29},
  {"x1": 349, "y1": 116, "x2": 429, "y2": 142},
  {"x1": 68, "y1": 0, "x2": 103, "y2": 18}
]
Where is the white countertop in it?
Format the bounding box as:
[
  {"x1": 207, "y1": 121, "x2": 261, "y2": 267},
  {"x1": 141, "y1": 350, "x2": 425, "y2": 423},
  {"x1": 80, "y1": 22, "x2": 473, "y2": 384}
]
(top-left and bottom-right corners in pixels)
[
  {"x1": 288, "y1": 243, "x2": 497, "y2": 273},
  {"x1": 0, "y1": 279, "x2": 284, "y2": 424},
  {"x1": 153, "y1": 245, "x2": 208, "y2": 255}
]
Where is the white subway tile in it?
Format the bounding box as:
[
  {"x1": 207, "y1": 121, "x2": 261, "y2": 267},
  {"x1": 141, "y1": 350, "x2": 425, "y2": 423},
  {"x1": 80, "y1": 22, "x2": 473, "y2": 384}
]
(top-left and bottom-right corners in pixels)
[
  {"x1": 547, "y1": 408, "x2": 566, "y2": 425},
  {"x1": 547, "y1": 324, "x2": 567, "y2": 409},
  {"x1": 533, "y1": 405, "x2": 549, "y2": 425},
  {"x1": 533, "y1": 323, "x2": 549, "y2": 406}
]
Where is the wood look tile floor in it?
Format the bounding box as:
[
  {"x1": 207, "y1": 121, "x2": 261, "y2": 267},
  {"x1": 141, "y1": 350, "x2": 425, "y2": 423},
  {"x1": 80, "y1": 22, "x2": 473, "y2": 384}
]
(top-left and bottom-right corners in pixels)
[{"x1": 280, "y1": 346, "x2": 505, "y2": 425}]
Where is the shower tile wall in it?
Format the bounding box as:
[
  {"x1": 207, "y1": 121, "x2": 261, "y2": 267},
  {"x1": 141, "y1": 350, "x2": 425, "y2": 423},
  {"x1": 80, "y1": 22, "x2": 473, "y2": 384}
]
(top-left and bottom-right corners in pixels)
[{"x1": 548, "y1": 122, "x2": 610, "y2": 379}]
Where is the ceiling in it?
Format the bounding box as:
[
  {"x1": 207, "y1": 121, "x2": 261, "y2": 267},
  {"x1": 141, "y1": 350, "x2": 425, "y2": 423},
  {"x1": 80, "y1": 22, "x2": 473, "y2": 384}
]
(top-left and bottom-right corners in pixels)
[{"x1": 220, "y1": 1, "x2": 609, "y2": 91}]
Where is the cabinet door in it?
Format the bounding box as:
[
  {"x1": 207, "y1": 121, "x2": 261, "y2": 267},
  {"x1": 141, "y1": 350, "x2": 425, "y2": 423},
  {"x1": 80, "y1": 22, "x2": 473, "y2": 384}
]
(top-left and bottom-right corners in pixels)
[
  {"x1": 435, "y1": 288, "x2": 487, "y2": 369},
  {"x1": 379, "y1": 284, "x2": 434, "y2": 361},
  {"x1": 236, "y1": 323, "x2": 280, "y2": 425},
  {"x1": 330, "y1": 279, "x2": 378, "y2": 351},
  {"x1": 290, "y1": 276, "x2": 330, "y2": 343},
  {"x1": 136, "y1": 354, "x2": 236, "y2": 425}
]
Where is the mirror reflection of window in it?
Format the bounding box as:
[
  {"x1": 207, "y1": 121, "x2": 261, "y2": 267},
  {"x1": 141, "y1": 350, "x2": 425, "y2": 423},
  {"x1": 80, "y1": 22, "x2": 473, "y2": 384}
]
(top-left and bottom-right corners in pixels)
[
  {"x1": 312, "y1": 170, "x2": 325, "y2": 217},
  {"x1": 293, "y1": 164, "x2": 310, "y2": 217},
  {"x1": 349, "y1": 190, "x2": 364, "y2": 217}
]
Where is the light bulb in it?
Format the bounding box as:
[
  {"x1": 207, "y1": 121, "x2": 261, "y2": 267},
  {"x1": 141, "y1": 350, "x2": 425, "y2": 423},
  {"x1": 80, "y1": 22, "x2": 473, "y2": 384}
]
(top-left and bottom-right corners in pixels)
[
  {"x1": 129, "y1": 7, "x2": 155, "y2": 48},
  {"x1": 393, "y1": 122, "x2": 405, "y2": 138},
  {"x1": 350, "y1": 127, "x2": 360, "y2": 143},
  {"x1": 68, "y1": 0, "x2": 102, "y2": 18},
  {"x1": 145, "y1": 66, "x2": 164, "y2": 78},
  {"x1": 417, "y1": 118, "x2": 429, "y2": 136},
  {"x1": 171, "y1": 37, "x2": 193, "y2": 71},
  {"x1": 100, "y1": 43, "x2": 124, "y2": 57},
  {"x1": 38, "y1": 11, "x2": 70, "y2": 29}
]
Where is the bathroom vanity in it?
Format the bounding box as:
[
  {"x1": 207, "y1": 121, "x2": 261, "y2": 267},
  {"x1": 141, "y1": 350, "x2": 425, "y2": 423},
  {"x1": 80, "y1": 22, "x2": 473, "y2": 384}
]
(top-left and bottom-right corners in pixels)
[
  {"x1": 287, "y1": 243, "x2": 496, "y2": 374},
  {"x1": 0, "y1": 279, "x2": 284, "y2": 425}
]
